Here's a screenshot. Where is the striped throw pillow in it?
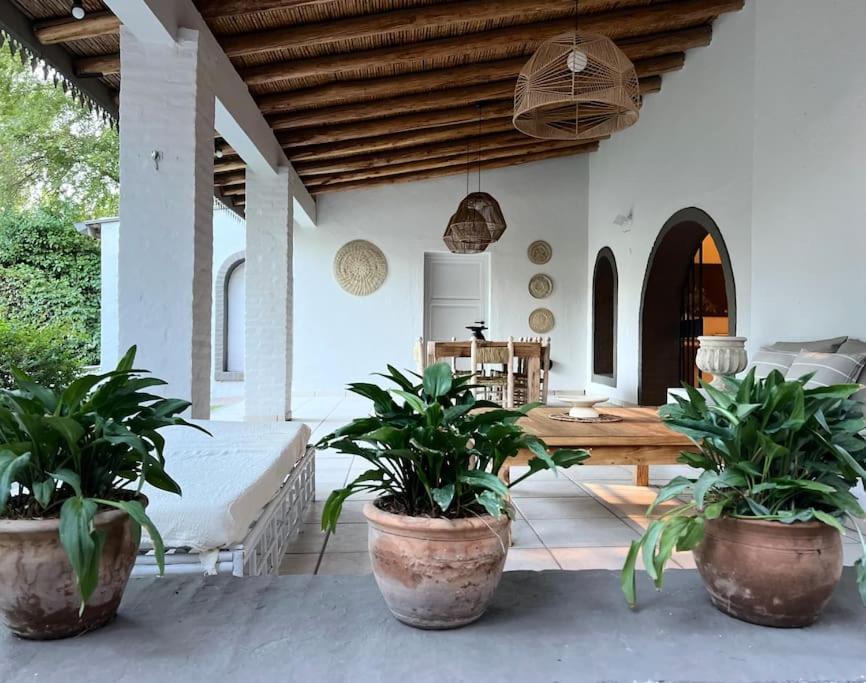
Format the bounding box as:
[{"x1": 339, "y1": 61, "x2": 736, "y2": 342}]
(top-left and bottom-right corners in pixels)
[
  {"x1": 749, "y1": 346, "x2": 799, "y2": 379},
  {"x1": 785, "y1": 351, "x2": 866, "y2": 389}
]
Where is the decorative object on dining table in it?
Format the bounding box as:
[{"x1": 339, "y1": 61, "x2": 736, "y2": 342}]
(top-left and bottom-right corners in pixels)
[
  {"x1": 527, "y1": 239, "x2": 552, "y2": 264},
  {"x1": 555, "y1": 394, "x2": 610, "y2": 419},
  {"x1": 466, "y1": 321, "x2": 487, "y2": 340},
  {"x1": 549, "y1": 412, "x2": 624, "y2": 424},
  {"x1": 529, "y1": 307, "x2": 555, "y2": 334},
  {"x1": 695, "y1": 336, "x2": 748, "y2": 388},
  {"x1": 528, "y1": 273, "x2": 554, "y2": 299},
  {"x1": 333, "y1": 239, "x2": 388, "y2": 296}
]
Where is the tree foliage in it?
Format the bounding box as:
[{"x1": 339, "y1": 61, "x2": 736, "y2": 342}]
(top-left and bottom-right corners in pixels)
[
  {"x1": 0, "y1": 207, "x2": 100, "y2": 366},
  {"x1": 0, "y1": 44, "x2": 118, "y2": 219}
]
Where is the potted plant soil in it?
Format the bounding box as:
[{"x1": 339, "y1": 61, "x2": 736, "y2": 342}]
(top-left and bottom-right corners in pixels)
[
  {"x1": 621, "y1": 369, "x2": 866, "y2": 627},
  {"x1": 0, "y1": 347, "x2": 203, "y2": 639},
  {"x1": 318, "y1": 363, "x2": 588, "y2": 629}
]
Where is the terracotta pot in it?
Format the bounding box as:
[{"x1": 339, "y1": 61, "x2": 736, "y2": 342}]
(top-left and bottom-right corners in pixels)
[
  {"x1": 0, "y1": 499, "x2": 142, "y2": 639},
  {"x1": 693, "y1": 516, "x2": 843, "y2": 628},
  {"x1": 363, "y1": 501, "x2": 510, "y2": 629}
]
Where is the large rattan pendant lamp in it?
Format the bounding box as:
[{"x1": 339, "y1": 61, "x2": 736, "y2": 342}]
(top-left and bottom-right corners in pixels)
[
  {"x1": 443, "y1": 106, "x2": 507, "y2": 253},
  {"x1": 513, "y1": 0, "x2": 641, "y2": 140}
]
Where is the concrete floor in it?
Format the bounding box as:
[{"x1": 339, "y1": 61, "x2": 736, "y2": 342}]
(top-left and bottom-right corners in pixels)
[{"x1": 213, "y1": 394, "x2": 866, "y2": 575}]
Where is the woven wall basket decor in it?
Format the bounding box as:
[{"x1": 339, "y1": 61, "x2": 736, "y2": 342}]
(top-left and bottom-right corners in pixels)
[
  {"x1": 333, "y1": 240, "x2": 388, "y2": 296},
  {"x1": 513, "y1": 31, "x2": 641, "y2": 141},
  {"x1": 528, "y1": 240, "x2": 552, "y2": 264},
  {"x1": 529, "y1": 274, "x2": 554, "y2": 299},
  {"x1": 529, "y1": 308, "x2": 556, "y2": 334}
]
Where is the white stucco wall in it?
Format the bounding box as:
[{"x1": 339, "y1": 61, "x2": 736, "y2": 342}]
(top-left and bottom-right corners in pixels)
[
  {"x1": 293, "y1": 155, "x2": 590, "y2": 395},
  {"x1": 586, "y1": 6, "x2": 756, "y2": 405},
  {"x1": 750, "y1": 0, "x2": 866, "y2": 345}
]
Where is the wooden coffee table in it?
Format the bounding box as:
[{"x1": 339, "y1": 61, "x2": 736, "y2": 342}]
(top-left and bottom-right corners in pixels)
[{"x1": 510, "y1": 406, "x2": 693, "y2": 486}]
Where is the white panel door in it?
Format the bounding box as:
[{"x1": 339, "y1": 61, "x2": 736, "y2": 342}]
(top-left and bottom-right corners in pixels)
[{"x1": 424, "y1": 253, "x2": 489, "y2": 341}]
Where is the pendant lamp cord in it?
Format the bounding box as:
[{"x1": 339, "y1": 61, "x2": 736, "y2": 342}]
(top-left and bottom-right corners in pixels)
[{"x1": 477, "y1": 103, "x2": 482, "y2": 193}]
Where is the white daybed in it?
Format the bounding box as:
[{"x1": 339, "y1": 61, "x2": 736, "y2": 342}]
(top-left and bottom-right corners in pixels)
[{"x1": 133, "y1": 420, "x2": 314, "y2": 577}]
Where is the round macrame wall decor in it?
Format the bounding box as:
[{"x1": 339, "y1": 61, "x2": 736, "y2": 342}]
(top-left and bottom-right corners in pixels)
[
  {"x1": 528, "y1": 240, "x2": 552, "y2": 264},
  {"x1": 529, "y1": 308, "x2": 555, "y2": 334},
  {"x1": 333, "y1": 240, "x2": 388, "y2": 296}
]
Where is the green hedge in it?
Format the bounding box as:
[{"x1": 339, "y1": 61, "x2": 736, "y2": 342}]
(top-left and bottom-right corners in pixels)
[
  {"x1": 0, "y1": 208, "x2": 100, "y2": 364},
  {"x1": 0, "y1": 316, "x2": 82, "y2": 390}
]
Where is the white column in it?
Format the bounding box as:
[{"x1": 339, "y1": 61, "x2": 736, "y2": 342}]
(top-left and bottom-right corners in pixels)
[
  {"x1": 244, "y1": 167, "x2": 293, "y2": 421},
  {"x1": 116, "y1": 27, "x2": 214, "y2": 418}
]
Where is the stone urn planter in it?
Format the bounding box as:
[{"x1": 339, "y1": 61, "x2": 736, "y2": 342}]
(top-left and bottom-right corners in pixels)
[
  {"x1": 693, "y1": 517, "x2": 843, "y2": 628},
  {"x1": 363, "y1": 501, "x2": 510, "y2": 629},
  {"x1": 696, "y1": 336, "x2": 748, "y2": 388},
  {"x1": 0, "y1": 502, "x2": 142, "y2": 640}
]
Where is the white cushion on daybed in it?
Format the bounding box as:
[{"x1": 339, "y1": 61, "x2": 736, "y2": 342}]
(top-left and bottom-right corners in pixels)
[{"x1": 142, "y1": 420, "x2": 311, "y2": 553}]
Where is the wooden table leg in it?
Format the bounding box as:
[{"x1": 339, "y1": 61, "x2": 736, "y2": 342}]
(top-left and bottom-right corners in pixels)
[{"x1": 634, "y1": 465, "x2": 650, "y2": 487}]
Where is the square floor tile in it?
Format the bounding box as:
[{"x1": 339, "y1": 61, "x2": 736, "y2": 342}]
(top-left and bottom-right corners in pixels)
[
  {"x1": 279, "y1": 553, "x2": 319, "y2": 575},
  {"x1": 564, "y1": 466, "x2": 633, "y2": 483},
  {"x1": 508, "y1": 479, "x2": 586, "y2": 498},
  {"x1": 324, "y1": 523, "x2": 369, "y2": 553},
  {"x1": 284, "y1": 524, "x2": 328, "y2": 554},
  {"x1": 504, "y1": 548, "x2": 560, "y2": 571},
  {"x1": 551, "y1": 546, "x2": 633, "y2": 571},
  {"x1": 513, "y1": 496, "x2": 618, "y2": 521},
  {"x1": 317, "y1": 552, "x2": 372, "y2": 575},
  {"x1": 511, "y1": 520, "x2": 545, "y2": 549},
  {"x1": 305, "y1": 500, "x2": 370, "y2": 525},
  {"x1": 530, "y1": 517, "x2": 639, "y2": 548}
]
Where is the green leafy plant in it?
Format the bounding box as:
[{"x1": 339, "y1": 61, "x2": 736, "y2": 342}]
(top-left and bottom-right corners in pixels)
[
  {"x1": 621, "y1": 369, "x2": 866, "y2": 606},
  {"x1": 0, "y1": 314, "x2": 83, "y2": 390},
  {"x1": 317, "y1": 363, "x2": 589, "y2": 531},
  {"x1": 0, "y1": 346, "x2": 206, "y2": 605}
]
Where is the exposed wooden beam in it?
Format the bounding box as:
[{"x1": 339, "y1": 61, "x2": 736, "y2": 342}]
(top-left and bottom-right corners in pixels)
[
  {"x1": 303, "y1": 140, "x2": 600, "y2": 188},
  {"x1": 285, "y1": 117, "x2": 518, "y2": 161},
  {"x1": 268, "y1": 80, "x2": 515, "y2": 131},
  {"x1": 257, "y1": 50, "x2": 673, "y2": 115},
  {"x1": 199, "y1": 0, "x2": 337, "y2": 18},
  {"x1": 214, "y1": 156, "x2": 246, "y2": 173},
  {"x1": 293, "y1": 130, "x2": 571, "y2": 177},
  {"x1": 75, "y1": 53, "x2": 120, "y2": 77},
  {"x1": 309, "y1": 145, "x2": 600, "y2": 195},
  {"x1": 242, "y1": 17, "x2": 711, "y2": 87},
  {"x1": 227, "y1": 0, "x2": 740, "y2": 63},
  {"x1": 34, "y1": 12, "x2": 120, "y2": 45},
  {"x1": 225, "y1": 1, "x2": 570, "y2": 58},
  {"x1": 280, "y1": 101, "x2": 514, "y2": 147},
  {"x1": 257, "y1": 58, "x2": 527, "y2": 114},
  {"x1": 275, "y1": 66, "x2": 665, "y2": 148},
  {"x1": 215, "y1": 170, "x2": 246, "y2": 187}
]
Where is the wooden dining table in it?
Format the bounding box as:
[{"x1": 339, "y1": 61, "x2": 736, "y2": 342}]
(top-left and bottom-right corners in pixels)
[
  {"x1": 426, "y1": 340, "x2": 544, "y2": 403},
  {"x1": 509, "y1": 406, "x2": 693, "y2": 486}
]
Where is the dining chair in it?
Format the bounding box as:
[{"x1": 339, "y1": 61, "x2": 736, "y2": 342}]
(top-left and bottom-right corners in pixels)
[{"x1": 469, "y1": 339, "x2": 515, "y2": 407}]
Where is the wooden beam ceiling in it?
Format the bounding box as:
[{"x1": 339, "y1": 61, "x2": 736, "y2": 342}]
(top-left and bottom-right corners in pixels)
[
  {"x1": 22, "y1": 0, "x2": 744, "y2": 198},
  {"x1": 309, "y1": 145, "x2": 601, "y2": 195}
]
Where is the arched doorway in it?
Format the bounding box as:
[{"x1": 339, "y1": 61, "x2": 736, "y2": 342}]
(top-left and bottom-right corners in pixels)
[
  {"x1": 638, "y1": 208, "x2": 736, "y2": 405},
  {"x1": 592, "y1": 247, "x2": 618, "y2": 386}
]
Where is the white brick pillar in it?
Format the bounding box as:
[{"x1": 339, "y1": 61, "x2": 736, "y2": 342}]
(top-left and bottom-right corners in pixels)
[
  {"x1": 116, "y1": 27, "x2": 214, "y2": 418},
  {"x1": 244, "y1": 167, "x2": 293, "y2": 421}
]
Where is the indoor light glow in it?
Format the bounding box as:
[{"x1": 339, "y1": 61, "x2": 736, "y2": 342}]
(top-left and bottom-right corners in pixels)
[{"x1": 567, "y1": 49, "x2": 588, "y2": 73}]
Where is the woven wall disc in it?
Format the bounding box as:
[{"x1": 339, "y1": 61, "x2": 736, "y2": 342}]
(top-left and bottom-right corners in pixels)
[
  {"x1": 333, "y1": 240, "x2": 387, "y2": 296},
  {"x1": 529, "y1": 273, "x2": 554, "y2": 299},
  {"x1": 529, "y1": 308, "x2": 555, "y2": 333},
  {"x1": 528, "y1": 240, "x2": 552, "y2": 264}
]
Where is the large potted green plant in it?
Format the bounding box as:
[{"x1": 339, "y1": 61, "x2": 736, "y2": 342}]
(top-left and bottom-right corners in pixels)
[
  {"x1": 621, "y1": 369, "x2": 866, "y2": 627},
  {"x1": 0, "y1": 347, "x2": 203, "y2": 639},
  {"x1": 318, "y1": 363, "x2": 588, "y2": 629}
]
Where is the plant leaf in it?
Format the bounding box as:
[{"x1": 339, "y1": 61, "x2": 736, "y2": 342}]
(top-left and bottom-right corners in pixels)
[
  {"x1": 422, "y1": 363, "x2": 453, "y2": 399},
  {"x1": 432, "y1": 484, "x2": 455, "y2": 512}
]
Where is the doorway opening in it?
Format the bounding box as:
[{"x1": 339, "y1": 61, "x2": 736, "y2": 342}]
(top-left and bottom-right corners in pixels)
[
  {"x1": 592, "y1": 247, "x2": 618, "y2": 386},
  {"x1": 638, "y1": 208, "x2": 736, "y2": 405}
]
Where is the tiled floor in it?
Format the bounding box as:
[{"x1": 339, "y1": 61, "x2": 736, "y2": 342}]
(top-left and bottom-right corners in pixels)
[{"x1": 213, "y1": 394, "x2": 866, "y2": 576}]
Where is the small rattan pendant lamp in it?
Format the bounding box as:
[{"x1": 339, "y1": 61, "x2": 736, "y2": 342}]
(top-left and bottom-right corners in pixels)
[
  {"x1": 443, "y1": 106, "x2": 507, "y2": 253},
  {"x1": 513, "y1": 0, "x2": 641, "y2": 140}
]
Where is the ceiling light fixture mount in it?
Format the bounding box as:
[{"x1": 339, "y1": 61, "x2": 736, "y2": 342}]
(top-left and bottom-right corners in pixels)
[
  {"x1": 513, "y1": 1, "x2": 640, "y2": 141},
  {"x1": 71, "y1": 1, "x2": 86, "y2": 20}
]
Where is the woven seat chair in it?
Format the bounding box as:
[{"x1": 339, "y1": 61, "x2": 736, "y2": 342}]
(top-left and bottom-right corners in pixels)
[
  {"x1": 470, "y1": 339, "x2": 515, "y2": 407},
  {"x1": 513, "y1": 337, "x2": 551, "y2": 406}
]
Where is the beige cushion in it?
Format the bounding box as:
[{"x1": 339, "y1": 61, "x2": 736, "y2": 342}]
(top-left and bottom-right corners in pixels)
[
  {"x1": 768, "y1": 336, "x2": 847, "y2": 353},
  {"x1": 785, "y1": 351, "x2": 866, "y2": 389},
  {"x1": 749, "y1": 346, "x2": 799, "y2": 379}
]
